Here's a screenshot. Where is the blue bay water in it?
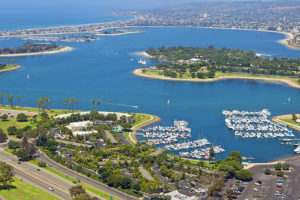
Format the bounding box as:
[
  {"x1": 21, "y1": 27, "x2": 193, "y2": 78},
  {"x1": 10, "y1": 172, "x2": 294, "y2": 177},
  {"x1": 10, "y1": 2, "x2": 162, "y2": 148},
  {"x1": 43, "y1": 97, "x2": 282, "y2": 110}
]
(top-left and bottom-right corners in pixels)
[{"x1": 0, "y1": 26, "x2": 300, "y2": 161}]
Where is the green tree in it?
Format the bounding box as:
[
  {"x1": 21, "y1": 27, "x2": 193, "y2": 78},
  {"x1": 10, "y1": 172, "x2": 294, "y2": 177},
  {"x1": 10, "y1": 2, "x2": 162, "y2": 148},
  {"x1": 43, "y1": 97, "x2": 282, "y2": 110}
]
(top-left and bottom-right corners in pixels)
[
  {"x1": 69, "y1": 185, "x2": 86, "y2": 197},
  {"x1": 7, "y1": 126, "x2": 17, "y2": 135},
  {"x1": 16, "y1": 113, "x2": 28, "y2": 122},
  {"x1": 235, "y1": 169, "x2": 253, "y2": 181},
  {"x1": 0, "y1": 162, "x2": 14, "y2": 189},
  {"x1": 275, "y1": 162, "x2": 282, "y2": 170},
  {"x1": 209, "y1": 145, "x2": 215, "y2": 163},
  {"x1": 72, "y1": 193, "x2": 91, "y2": 200},
  {"x1": 0, "y1": 129, "x2": 8, "y2": 143},
  {"x1": 276, "y1": 170, "x2": 284, "y2": 177},
  {"x1": 132, "y1": 183, "x2": 141, "y2": 193},
  {"x1": 119, "y1": 177, "x2": 132, "y2": 189},
  {"x1": 8, "y1": 140, "x2": 20, "y2": 149},
  {"x1": 0, "y1": 93, "x2": 3, "y2": 105},
  {"x1": 1, "y1": 114, "x2": 8, "y2": 121},
  {"x1": 16, "y1": 95, "x2": 21, "y2": 105},
  {"x1": 264, "y1": 168, "x2": 271, "y2": 175},
  {"x1": 6, "y1": 94, "x2": 13, "y2": 107},
  {"x1": 282, "y1": 163, "x2": 289, "y2": 170},
  {"x1": 292, "y1": 113, "x2": 297, "y2": 122}
]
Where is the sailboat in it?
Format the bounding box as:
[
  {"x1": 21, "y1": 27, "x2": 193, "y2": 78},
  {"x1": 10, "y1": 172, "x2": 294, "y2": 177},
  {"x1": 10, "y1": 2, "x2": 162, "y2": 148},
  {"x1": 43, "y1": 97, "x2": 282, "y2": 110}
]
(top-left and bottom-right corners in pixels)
[
  {"x1": 138, "y1": 59, "x2": 147, "y2": 65},
  {"x1": 26, "y1": 74, "x2": 30, "y2": 80},
  {"x1": 288, "y1": 97, "x2": 291, "y2": 102},
  {"x1": 167, "y1": 99, "x2": 171, "y2": 105}
]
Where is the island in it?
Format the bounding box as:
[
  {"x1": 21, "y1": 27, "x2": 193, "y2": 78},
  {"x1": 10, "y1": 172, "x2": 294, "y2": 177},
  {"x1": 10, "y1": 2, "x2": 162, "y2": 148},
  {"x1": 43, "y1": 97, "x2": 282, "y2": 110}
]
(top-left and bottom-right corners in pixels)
[
  {"x1": 0, "y1": 63, "x2": 21, "y2": 73},
  {"x1": 0, "y1": 42, "x2": 72, "y2": 57},
  {"x1": 133, "y1": 46, "x2": 300, "y2": 89},
  {"x1": 96, "y1": 28, "x2": 143, "y2": 36}
]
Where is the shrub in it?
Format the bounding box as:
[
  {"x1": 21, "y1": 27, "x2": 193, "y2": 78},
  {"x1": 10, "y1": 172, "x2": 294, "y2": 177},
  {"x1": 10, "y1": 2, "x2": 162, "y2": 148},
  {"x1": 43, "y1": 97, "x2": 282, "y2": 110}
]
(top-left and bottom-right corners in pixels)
[
  {"x1": 276, "y1": 170, "x2": 284, "y2": 177},
  {"x1": 38, "y1": 161, "x2": 47, "y2": 167},
  {"x1": 264, "y1": 168, "x2": 271, "y2": 175},
  {"x1": 282, "y1": 163, "x2": 289, "y2": 170},
  {"x1": 235, "y1": 169, "x2": 253, "y2": 181},
  {"x1": 275, "y1": 162, "x2": 282, "y2": 171}
]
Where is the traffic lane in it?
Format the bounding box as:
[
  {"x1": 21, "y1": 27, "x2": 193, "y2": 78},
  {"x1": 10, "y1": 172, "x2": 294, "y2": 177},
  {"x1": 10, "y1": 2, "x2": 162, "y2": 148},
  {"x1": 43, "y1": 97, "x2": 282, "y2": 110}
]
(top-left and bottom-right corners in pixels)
[{"x1": 0, "y1": 151, "x2": 72, "y2": 199}]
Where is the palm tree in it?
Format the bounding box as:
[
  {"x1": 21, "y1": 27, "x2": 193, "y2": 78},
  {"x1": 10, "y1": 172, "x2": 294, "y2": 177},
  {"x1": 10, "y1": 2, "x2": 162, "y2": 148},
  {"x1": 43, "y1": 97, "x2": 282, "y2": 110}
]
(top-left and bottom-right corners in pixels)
[
  {"x1": 47, "y1": 99, "x2": 52, "y2": 110},
  {"x1": 62, "y1": 101, "x2": 67, "y2": 109},
  {"x1": 95, "y1": 98, "x2": 101, "y2": 110},
  {"x1": 0, "y1": 93, "x2": 3, "y2": 105},
  {"x1": 16, "y1": 95, "x2": 21, "y2": 106},
  {"x1": 91, "y1": 99, "x2": 96, "y2": 108},
  {"x1": 6, "y1": 94, "x2": 13, "y2": 107}
]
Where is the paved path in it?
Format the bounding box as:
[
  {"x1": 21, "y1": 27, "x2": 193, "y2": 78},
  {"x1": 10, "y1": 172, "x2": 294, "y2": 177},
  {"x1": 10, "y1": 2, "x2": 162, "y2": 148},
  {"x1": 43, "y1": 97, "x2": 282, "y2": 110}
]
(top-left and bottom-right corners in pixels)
[{"x1": 104, "y1": 130, "x2": 117, "y2": 144}]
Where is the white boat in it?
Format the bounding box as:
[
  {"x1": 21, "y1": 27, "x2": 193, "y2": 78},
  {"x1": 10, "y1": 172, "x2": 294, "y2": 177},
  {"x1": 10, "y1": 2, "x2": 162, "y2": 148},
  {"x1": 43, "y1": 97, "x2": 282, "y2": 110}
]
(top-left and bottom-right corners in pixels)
[
  {"x1": 167, "y1": 99, "x2": 171, "y2": 105},
  {"x1": 294, "y1": 144, "x2": 300, "y2": 154},
  {"x1": 26, "y1": 74, "x2": 30, "y2": 79},
  {"x1": 138, "y1": 59, "x2": 146, "y2": 65}
]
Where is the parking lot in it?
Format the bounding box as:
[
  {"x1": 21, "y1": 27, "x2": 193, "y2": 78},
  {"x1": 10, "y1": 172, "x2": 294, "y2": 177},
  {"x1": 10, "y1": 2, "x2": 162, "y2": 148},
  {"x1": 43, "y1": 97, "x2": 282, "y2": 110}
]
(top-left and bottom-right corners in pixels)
[{"x1": 238, "y1": 155, "x2": 300, "y2": 200}]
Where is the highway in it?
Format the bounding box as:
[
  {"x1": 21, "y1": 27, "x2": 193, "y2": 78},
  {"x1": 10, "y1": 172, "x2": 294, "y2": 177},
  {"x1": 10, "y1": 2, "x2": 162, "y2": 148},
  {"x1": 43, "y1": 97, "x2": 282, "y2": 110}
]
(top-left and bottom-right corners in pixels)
[
  {"x1": 0, "y1": 150, "x2": 73, "y2": 199},
  {"x1": 37, "y1": 151, "x2": 138, "y2": 200}
]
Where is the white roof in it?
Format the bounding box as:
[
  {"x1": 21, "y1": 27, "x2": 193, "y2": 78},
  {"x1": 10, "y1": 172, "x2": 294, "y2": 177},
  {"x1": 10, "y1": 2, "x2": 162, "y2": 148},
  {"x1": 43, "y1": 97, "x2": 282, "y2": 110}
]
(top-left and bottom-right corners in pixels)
[
  {"x1": 55, "y1": 111, "x2": 131, "y2": 119},
  {"x1": 66, "y1": 121, "x2": 92, "y2": 129},
  {"x1": 165, "y1": 190, "x2": 197, "y2": 200}
]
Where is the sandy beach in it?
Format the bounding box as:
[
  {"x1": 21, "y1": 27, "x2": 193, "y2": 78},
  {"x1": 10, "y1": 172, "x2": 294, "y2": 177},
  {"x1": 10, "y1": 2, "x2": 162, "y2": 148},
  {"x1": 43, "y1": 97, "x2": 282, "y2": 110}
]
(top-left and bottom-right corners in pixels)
[
  {"x1": 0, "y1": 46, "x2": 73, "y2": 57},
  {"x1": 135, "y1": 51, "x2": 154, "y2": 59},
  {"x1": 132, "y1": 68, "x2": 300, "y2": 90},
  {"x1": 278, "y1": 32, "x2": 300, "y2": 50},
  {"x1": 0, "y1": 65, "x2": 21, "y2": 73}
]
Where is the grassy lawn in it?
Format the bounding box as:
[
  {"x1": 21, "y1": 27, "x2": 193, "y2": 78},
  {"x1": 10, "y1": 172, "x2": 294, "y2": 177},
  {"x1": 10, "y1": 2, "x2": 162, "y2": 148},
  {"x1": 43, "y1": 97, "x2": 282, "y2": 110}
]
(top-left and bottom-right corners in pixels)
[
  {"x1": 280, "y1": 119, "x2": 300, "y2": 127},
  {"x1": 0, "y1": 118, "x2": 35, "y2": 133},
  {"x1": 0, "y1": 177, "x2": 59, "y2": 200},
  {"x1": 80, "y1": 183, "x2": 120, "y2": 200},
  {"x1": 142, "y1": 69, "x2": 299, "y2": 84},
  {"x1": 0, "y1": 105, "x2": 79, "y2": 117},
  {"x1": 0, "y1": 65, "x2": 21, "y2": 73},
  {"x1": 132, "y1": 113, "x2": 153, "y2": 127}
]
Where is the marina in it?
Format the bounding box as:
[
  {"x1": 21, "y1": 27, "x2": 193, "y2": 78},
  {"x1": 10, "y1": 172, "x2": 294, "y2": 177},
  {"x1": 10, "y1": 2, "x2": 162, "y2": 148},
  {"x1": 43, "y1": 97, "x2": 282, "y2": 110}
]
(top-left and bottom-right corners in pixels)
[
  {"x1": 138, "y1": 120, "x2": 226, "y2": 160},
  {"x1": 179, "y1": 146, "x2": 225, "y2": 160},
  {"x1": 223, "y1": 109, "x2": 295, "y2": 139}
]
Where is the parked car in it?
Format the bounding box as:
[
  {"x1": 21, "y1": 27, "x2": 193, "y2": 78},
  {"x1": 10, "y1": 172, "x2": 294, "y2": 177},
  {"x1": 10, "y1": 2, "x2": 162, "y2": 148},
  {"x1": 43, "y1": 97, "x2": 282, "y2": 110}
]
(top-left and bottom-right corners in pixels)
[{"x1": 48, "y1": 187, "x2": 55, "y2": 191}]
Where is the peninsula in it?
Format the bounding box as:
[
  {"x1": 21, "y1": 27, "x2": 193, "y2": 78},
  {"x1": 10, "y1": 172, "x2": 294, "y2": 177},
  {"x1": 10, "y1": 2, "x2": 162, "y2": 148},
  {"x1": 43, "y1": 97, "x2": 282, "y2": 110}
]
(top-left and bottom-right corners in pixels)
[
  {"x1": 133, "y1": 46, "x2": 300, "y2": 89},
  {"x1": 272, "y1": 113, "x2": 300, "y2": 131},
  {"x1": 0, "y1": 42, "x2": 72, "y2": 57},
  {"x1": 0, "y1": 63, "x2": 21, "y2": 73}
]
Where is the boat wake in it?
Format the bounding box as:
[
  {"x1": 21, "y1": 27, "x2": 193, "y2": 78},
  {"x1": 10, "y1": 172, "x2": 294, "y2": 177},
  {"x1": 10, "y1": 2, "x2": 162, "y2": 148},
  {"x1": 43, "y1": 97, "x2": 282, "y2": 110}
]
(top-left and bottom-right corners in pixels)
[{"x1": 108, "y1": 102, "x2": 139, "y2": 108}]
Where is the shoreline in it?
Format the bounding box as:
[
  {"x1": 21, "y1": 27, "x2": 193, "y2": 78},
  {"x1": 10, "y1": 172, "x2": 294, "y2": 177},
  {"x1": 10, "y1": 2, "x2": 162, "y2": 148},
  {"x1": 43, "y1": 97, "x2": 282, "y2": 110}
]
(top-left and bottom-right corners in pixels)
[
  {"x1": 129, "y1": 114, "x2": 161, "y2": 144},
  {"x1": 272, "y1": 114, "x2": 300, "y2": 131},
  {"x1": 0, "y1": 46, "x2": 73, "y2": 57},
  {"x1": 132, "y1": 68, "x2": 300, "y2": 90},
  {"x1": 0, "y1": 65, "x2": 21, "y2": 73}
]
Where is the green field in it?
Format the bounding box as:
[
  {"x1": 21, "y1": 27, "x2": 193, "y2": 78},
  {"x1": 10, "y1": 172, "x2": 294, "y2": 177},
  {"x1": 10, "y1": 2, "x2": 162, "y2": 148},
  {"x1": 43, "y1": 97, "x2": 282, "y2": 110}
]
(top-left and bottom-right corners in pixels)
[
  {"x1": 0, "y1": 177, "x2": 59, "y2": 200},
  {"x1": 281, "y1": 119, "x2": 300, "y2": 127}
]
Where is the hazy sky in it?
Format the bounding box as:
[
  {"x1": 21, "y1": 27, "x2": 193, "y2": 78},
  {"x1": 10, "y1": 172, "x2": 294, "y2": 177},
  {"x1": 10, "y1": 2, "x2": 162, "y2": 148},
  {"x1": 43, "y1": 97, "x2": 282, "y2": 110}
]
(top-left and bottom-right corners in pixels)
[{"x1": 2, "y1": 0, "x2": 276, "y2": 11}]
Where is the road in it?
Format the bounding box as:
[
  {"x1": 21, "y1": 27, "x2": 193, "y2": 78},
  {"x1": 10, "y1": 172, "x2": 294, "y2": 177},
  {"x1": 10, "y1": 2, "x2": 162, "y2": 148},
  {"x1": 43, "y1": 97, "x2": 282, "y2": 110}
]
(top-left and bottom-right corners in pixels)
[
  {"x1": 38, "y1": 151, "x2": 138, "y2": 200},
  {"x1": 0, "y1": 150, "x2": 73, "y2": 199}
]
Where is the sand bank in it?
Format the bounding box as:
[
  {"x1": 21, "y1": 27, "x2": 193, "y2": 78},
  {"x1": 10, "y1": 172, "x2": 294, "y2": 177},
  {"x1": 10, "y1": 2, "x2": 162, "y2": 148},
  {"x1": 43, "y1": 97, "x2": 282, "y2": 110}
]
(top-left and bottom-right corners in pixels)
[
  {"x1": 0, "y1": 65, "x2": 21, "y2": 73},
  {"x1": 0, "y1": 46, "x2": 73, "y2": 57}
]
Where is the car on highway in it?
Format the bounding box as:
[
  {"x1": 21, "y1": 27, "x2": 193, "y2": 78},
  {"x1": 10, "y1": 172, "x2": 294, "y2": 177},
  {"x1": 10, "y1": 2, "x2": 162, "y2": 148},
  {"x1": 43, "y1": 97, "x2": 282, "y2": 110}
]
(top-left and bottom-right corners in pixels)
[
  {"x1": 48, "y1": 187, "x2": 55, "y2": 191},
  {"x1": 253, "y1": 188, "x2": 259, "y2": 192}
]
